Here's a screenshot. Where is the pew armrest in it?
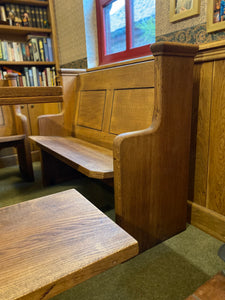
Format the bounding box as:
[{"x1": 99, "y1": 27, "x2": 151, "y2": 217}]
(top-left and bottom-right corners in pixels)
[{"x1": 38, "y1": 112, "x2": 65, "y2": 136}]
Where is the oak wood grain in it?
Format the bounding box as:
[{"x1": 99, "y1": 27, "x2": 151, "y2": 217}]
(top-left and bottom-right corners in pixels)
[
  {"x1": 186, "y1": 272, "x2": 225, "y2": 300},
  {"x1": 187, "y1": 200, "x2": 225, "y2": 242},
  {"x1": 0, "y1": 189, "x2": 138, "y2": 300},
  {"x1": 192, "y1": 62, "x2": 213, "y2": 207},
  {"x1": 114, "y1": 42, "x2": 198, "y2": 251},
  {"x1": 33, "y1": 42, "x2": 198, "y2": 251},
  {"x1": 207, "y1": 60, "x2": 225, "y2": 216},
  {"x1": 29, "y1": 136, "x2": 114, "y2": 179}
]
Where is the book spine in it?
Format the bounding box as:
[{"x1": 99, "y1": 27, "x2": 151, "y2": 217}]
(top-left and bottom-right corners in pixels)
[
  {"x1": 42, "y1": 70, "x2": 47, "y2": 86},
  {"x1": 28, "y1": 68, "x2": 34, "y2": 86},
  {"x1": 0, "y1": 41, "x2": 3, "y2": 61},
  {"x1": 31, "y1": 66, "x2": 38, "y2": 86},
  {"x1": 43, "y1": 38, "x2": 49, "y2": 61},
  {"x1": 46, "y1": 38, "x2": 53, "y2": 62},
  {"x1": 24, "y1": 67, "x2": 30, "y2": 86},
  {"x1": 39, "y1": 7, "x2": 44, "y2": 28},
  {"x1": 30, "y1": 6, "x2": 36, "y2": 27},
  {"x1": 43, "y1": 7, "x2": 48, "y2": 28},
  {"x1": 28, "y1": 40, "x2": 34, "y2": 61},
  {"x1": 25, "y1": 42, "x2": 30, "y2": 61},
  {"x1": 21, "y1": 43, "x2": 27, "y2": 61},
  {"x1": 30, "y1": 38, "x2": 40, "y2": 61},
  {"x1": 18, "y1": 42, "x2": 23, "y2": 61},
  {"x1": 2, "y1": 41, "x2": 8, "y2": 61},
  {"x1": 0, "y1": 6, "x2": 6, "y2": 22},
  {"x1": 7, "y1": 42, "x2": 14, "y2": 61},
  {"x1": 35, "y1": 6, "x2": 41, "y2": 28},
  {"x1": 22, "y1": 75, "x2": 27, "y2": 87},
  {"x1": 38, "y1": 38, "x2": 45, "y2": 61},
  {"x1": 46, "y1": 67, "x2": 52, "y2": 86},
  {"x1": 12, "y1": 42, "x2": 18, "y2": 61}
]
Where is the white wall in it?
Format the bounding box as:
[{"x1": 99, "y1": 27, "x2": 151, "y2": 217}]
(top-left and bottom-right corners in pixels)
[{"x1": 83, "y1": 0, "x2": 99, "y2": 68}]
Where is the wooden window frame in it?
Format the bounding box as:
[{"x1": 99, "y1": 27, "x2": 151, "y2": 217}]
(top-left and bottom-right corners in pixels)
[{"x1": 96, "y1": 0, "x2": 153, "y2": 65}]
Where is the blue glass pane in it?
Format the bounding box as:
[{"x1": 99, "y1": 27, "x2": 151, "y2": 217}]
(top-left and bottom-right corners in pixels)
[
  {"x1": 132, "y1": 0, "x2": 155, "y2": 48},
  {"x1": 104, "y1": 0, "x2": 126, "y2": 55}
]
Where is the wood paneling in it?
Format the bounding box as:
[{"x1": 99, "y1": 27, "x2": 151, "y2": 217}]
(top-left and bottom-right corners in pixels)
[
  {"x1": 109, "y1": 88, "x2": 154, "y2": 135},
  {"x1": 207, "y1": 60, "x2": 225, "y2": 215},
  {"x1": 77, "y1": 91, "x2": 106, "y2": 131},
  {"x1": 189, "y1": 40, "x2": 225, "y2": 241},
  {"x1": 79, "y1": 60, "x2": 155, "y2": 91},
  {"x1": 192, "y1": 62, "x2": 213, "y2": 207}
]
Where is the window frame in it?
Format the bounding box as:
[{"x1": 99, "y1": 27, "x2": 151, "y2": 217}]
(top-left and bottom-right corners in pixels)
[{"x1": 96, "y1": 0, "x2": 153, "y2": 65}]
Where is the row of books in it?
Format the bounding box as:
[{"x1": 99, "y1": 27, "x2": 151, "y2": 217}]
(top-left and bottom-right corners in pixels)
[
  {"x1": 0, "y1": 66, "x2": 56, "y2": 87},
  {"x1": 0, "y1": 36, "x2": 53, "y2": 62},
  {"x1": 0, "y1": 3, "x2": 49, "y2": 28}
]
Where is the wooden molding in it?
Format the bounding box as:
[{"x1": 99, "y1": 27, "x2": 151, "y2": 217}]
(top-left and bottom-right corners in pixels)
[
  {"x1": 187, "y1": 200, "x2": 225, "y2": 242},
  {"x1": 195, "y1": 40, "x2": 225, "y2": 63}
]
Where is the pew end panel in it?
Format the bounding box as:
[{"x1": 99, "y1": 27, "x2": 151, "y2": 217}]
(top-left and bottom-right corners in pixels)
[
  {"x1": 38, "y1": 112, "x2": 65, "y2": 136},
  {"x1": 37, "y1": 69, "x2": 86, "y2": 137},
  {"x1": 114, "y1": 42, "x2": 199, "y2": 252}
]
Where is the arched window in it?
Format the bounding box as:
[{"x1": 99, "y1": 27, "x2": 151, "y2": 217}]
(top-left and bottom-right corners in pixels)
[{"x1": 96, "y1": 0, "x2": 155, "y2": 65}]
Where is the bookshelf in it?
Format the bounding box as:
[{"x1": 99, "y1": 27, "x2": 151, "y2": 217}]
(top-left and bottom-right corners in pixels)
[
  {"x1": 0, "y1": 0, "x2": 59, "y2": 77},
  {"x1": 0, "y1": 0, "x2": 61, "y2": 165}
]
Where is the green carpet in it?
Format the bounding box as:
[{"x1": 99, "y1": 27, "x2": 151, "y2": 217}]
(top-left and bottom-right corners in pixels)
[{"x1": 0, "y1": 162, "x2": 224, "y2": 300}]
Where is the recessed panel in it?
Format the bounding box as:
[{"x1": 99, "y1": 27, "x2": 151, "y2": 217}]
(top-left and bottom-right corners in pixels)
[
  {"x1": 110, "y1": 88, "x2": 154, "y2": 135},
  {"x1": 77, "y1": 91, "x2": 106, "y2": 131}
]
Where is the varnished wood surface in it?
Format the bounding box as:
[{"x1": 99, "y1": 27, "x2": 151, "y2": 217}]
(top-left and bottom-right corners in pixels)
[
  {"x1": 0, "y1": 134, "x2": 25, "y2": 144},
  {"x1": 114, "y1": 43, "x2": 198, "y2": 251},
  {"x1": 189, "y1": 41, "x2": 225, "y2": 242},
  {"x1": 0, "y1": 189, "x2": 138, "y2": 300},
  {"x1": 207, "y1": 60, "x2": 225, "y2": 215},
  {"x1": 35, "y1": 42, "x2": 198, "y2": 252},
  {"x1": 187, "y1": 200, "x2": 225, "y2": 242},
  {"x1": 186, "y1": 272, "x2": 225, "y2": 300},
  {"x1": 0, "y1": 79, "x2": 34, "y2": 180},
  {"x1": 192, "y1": 62, "x2": 213, "y2": 207},
  {"x1": 0, "y1": 87, "x2": 63, "y2": 105},
  {"x1": 29, "y1": 136, "x2": 114, "y2": 179}
]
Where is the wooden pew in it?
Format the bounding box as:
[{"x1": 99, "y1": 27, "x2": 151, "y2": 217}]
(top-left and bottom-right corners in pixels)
[
  {"x1": 0, "y1": 74, "x2": 34, "y2": 181},
  {"x1": 30, "y1": 42, "x2": 198, "y2": 251}
]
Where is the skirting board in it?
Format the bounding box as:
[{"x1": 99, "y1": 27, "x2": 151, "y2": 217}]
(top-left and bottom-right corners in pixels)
[{"x1": 187, "y1": 200, "x2": 225, "y2": 243}]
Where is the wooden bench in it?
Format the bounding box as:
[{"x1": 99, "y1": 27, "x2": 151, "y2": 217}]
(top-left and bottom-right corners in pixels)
[
  {"x1": 0, "y1": 189, "x2": 138, "y2": 299},
  {"x1": 29, "y1": 42, "x2": 198, "y2": 252},
  {"x1": 0, "y1": 75, "x2": 34, "y2": 181}
]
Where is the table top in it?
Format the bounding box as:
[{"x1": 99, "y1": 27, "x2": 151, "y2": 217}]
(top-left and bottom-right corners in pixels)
[
  {"x1": 0, "y1": 189, "x2": 138, "y2": 300},
  {"x1": 0, "y1": 86, "x2": 63, "y2": 105}
]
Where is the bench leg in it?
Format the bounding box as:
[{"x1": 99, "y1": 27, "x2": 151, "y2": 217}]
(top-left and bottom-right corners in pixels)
[
  {"x1": 16, "y1": 140, "x2": 34, "y2": 181},
  {"x1": 40, "y1": 150, "x2": 79, "y2": 186}
]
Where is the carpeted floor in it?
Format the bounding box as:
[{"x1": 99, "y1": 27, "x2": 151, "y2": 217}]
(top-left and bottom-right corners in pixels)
[{"x1": 0, "y1": 162, "x2": 224, "y2": 300}]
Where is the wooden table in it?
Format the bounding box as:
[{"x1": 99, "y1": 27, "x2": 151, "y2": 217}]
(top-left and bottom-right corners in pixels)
[
  {"x1": 0, "y1": 189, "x2": 138, "y2": 300},
  {"x1": 0, "y1": 86, "x2": 63, "y2": 105}
]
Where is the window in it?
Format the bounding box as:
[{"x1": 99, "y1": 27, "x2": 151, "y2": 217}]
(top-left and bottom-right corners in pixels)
[{"x1": 96, "y1": 0, "x2": 155, "y2": 65}]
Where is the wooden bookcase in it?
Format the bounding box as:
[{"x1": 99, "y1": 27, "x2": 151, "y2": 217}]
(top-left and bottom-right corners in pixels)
[{"x1": 0, "y1": 0, "x2": 61, "y2": 166}]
